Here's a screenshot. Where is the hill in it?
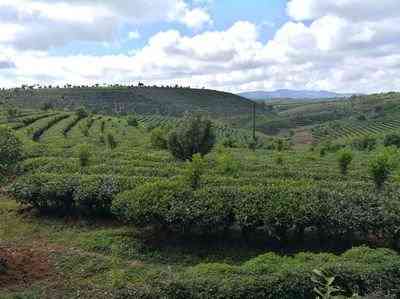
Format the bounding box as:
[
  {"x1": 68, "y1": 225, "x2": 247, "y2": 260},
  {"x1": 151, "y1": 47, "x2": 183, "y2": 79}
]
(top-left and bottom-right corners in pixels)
[
  {"x1": 0, "y1": 86, "x2": 257, "y2": 118},
  {"x1": 239, "y1": 89, "x2": 353, "y2": 101}
]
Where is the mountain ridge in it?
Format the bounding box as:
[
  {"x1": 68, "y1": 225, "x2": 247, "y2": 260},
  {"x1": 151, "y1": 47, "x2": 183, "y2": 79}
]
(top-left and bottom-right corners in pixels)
[{"x1": 239, "y1": 89, "x2": 354, "y2": 101}]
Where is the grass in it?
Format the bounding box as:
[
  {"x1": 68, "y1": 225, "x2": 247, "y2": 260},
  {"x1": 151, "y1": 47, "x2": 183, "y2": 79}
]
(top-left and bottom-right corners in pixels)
[{"x1": 0, "y1": 196, "x2": 272, "y2": 298}]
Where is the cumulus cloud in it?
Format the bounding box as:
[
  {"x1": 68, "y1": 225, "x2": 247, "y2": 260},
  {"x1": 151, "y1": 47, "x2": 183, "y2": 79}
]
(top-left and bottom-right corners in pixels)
[
  {"x1": 0, "y1": 0, "x2": 212, "y2": 49},
  {"x1": 1, "y1": 0, "x2": 400, "y2": 94}
]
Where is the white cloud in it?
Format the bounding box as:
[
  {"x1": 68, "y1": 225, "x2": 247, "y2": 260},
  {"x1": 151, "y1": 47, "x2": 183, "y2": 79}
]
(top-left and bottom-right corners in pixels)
[
  {"x1": 1, "y1": 0, "x2": 400, "y2": 94},
  {"x1": 0, "y1": 0, "x2": 212, "y2": 49}
]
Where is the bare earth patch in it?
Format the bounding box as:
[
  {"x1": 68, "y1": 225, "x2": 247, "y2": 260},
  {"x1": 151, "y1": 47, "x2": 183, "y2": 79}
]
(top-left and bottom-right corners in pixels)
[{"x1": 0, "y1": 245, "x2": 52, "y2": 290}]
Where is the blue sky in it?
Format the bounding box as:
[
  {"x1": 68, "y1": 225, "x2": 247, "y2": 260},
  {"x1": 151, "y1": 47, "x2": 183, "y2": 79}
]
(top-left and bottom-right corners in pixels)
[
  {"x1": 52, "y1": 0, "x2": 289, "y2": 56},
  {"x1": 0, "y1": 0, "x2": 399, "y2": 93}
]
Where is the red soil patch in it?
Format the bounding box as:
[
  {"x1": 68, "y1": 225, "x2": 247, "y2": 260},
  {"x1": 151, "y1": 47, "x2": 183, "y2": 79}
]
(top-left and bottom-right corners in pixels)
[{"x1": 0, "y1": 246, "x2": 52, "y2": 289}]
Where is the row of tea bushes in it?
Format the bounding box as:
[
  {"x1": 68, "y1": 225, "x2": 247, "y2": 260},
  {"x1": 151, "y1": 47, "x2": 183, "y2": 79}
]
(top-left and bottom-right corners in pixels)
[
  {"x1": 158, "y1": 247, "x2": 400, "y2": 299},
  {"x1": 113, "y1": 180, "x2": 400, "y2": 246},
  {"x1": 8, "y1": 173, "x2": 157, "y2": 215}
]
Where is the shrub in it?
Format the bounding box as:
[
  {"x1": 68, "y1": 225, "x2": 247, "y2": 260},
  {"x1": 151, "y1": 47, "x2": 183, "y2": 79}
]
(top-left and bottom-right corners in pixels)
[
  {"x1": 337, "y1": 148, "x2": 353, "y2": 176},
  {"x1": 9, "y1": 174, "x2": 122, "y2": 215},
  {"x1": 0, "y1": 125, "x2": 23, "y2": 174},
  {"x1": 76, "y1": 107, "x2": 89, "y2": 119},
  {"x1": 112, "y1": 180, "x2": 192, "y2": 228},
  {"x1": 215, "y1": 150, "x2": 240, "y2": 176},
  {"x1": 78, "y1": 144, "x2": 91, "y2": 168},
  {"x1": 168, "y1": 114, "x2": 215, "y2": 161},
  {"x1": 221, "y1": 135, "x2": 237, "y2": 148},
  {"x1": 150, "y1": 127, "x2": 169, "y2": 149},
  {"x1": 384, "y1": 132, "x2": 400, "y2": 148},
  {"x1": 127, "y1": 115, "x2": 139, "y2": 127},
  {"x1": 351, "y1": 136, "x2": 376, "y2": 151},
  {"x1": 183, "y1": 153, "x2": 207, "y2": 189},
  {"x1": 164, "y1": 247, "x2": 400, "y2": 299},
  {"x1": 107, "y1": 133, "x2": 117, "y2": 149},
  {"x1": 368, "y1": 148, "x2": 397, "y2": 190}
]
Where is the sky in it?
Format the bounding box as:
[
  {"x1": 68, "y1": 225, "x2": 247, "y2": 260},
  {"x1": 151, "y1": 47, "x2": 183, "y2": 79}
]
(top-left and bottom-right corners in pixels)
[{"x1": 0, "y1": 0, "x2": 399, "y2": 94}]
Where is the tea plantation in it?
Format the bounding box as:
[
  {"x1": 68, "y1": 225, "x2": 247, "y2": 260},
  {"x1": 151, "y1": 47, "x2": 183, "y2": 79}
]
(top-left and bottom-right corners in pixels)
[{"x1": 1, "y1": 102, "x2": 400, "y2": 298}]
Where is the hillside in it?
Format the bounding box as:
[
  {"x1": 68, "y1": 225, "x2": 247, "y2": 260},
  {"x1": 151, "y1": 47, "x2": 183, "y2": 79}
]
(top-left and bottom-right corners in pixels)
[
  {"x1": 0, "y1": 86, "x2": 257, "y2": 118},
  {"x1": 239, "y1": 89, "x2": 352, "y2": 101}
]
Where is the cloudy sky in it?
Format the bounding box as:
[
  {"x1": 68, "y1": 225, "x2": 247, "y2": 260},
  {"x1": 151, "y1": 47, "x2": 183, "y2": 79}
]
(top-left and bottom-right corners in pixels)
[{"x1": 0, "y1": 0, "x2": 399, "y2": 93}]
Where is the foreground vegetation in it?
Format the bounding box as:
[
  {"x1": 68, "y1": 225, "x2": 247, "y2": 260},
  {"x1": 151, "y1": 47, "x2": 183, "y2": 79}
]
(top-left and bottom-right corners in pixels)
[{"x1": 1, "y1": 94, "x2": 400, "y2": 298}]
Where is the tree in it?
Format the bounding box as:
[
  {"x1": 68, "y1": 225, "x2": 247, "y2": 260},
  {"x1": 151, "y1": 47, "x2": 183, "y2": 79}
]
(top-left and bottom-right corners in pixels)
[
  {"x1": 0, "y1": 126, "x2": 23, "y2": 174},
  {"x1": 337, "y1": 148, "x2": 353, "y2": 176},
  {"x1": 168, "y1": 114, "x2": 215, "y2": 161}
]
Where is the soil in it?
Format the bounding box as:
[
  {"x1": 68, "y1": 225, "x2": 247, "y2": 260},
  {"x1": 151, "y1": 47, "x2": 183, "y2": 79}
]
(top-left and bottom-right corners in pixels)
[{"x1": 0, "y1": 245, "x2": 52, "y2": 290}]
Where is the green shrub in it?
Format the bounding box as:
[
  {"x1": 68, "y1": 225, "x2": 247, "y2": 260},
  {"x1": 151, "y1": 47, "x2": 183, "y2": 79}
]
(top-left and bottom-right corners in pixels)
[
  {"x1": 78, "y1": 144, "x2": 91, "y2": 168},
  {"x1": 183, "y1": 153, "x2": 207, "y2": 189},
  {"x1": 164, "y1": 247, "x2": 400, "y2": 299},
  {"x1": 168, "y1": 114, "x2": 215, "y2": 161},
  {"x1": 337, "y1": 149, "x2": 353, "y2": 176},
  {"x1": 0, "y1": 125, "x2": 23, "y2": 174},
  {"x1": 127, "y1": 115, "x2": 139, "y2": 127},
  {"x1": 215, "y1": 150, "x2": 240, "y2": 176},
  {"x1": 368, "y1": 148, "x2": 397, "y2": 190},
  {"x1": 150, "y1": 127, "x2": 169, "y2": 149},
  {"x1": 9, "y1": 174, "x2": 122, "y2": 215},
  {"x1": 384, "y1": 132, "x2": 400, "y2": 148},
  {"x1": 107, "y1": 133, "x2": 117, "y2": 149},
  {"x1": 112, "y1": 180, "x2": 192, "y2": 228},
  {"x1": 76, "y1": 106, "x2": 89, "y2": 119},
  {"x1": 221, "y1": 135, "x2": 237, "y2": 148},
  {"x1": 351, "y1": 136, "x2": 376, "y2": 151}
]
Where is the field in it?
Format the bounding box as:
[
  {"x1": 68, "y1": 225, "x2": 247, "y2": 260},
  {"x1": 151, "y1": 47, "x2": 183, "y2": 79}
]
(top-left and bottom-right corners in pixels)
[{"x1": 1, "y1": 92, "x2": 400, "y2": 298}]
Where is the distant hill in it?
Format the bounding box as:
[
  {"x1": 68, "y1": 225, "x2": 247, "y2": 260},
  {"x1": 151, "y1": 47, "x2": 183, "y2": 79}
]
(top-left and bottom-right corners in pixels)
[
  {"x1": 1, "y1": 86, "x2": 257, "y2": 117},
  {"x1": 239, "y1": 89, "x2": 353, "y2": 101}
]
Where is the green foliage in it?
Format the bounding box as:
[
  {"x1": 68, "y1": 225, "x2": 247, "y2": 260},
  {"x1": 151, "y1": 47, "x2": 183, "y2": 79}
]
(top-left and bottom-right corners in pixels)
[
  {"x1": 168, "y1": 114, "x2": 215, "y2": 161},
  {"x1": 183, "y1": 153, "x2": 207, "y2": 189},
  {"x1": 78, "y1": 144, "x2": 91, "y2": 168},
  {"x1": 221, "y1": 135, "x2": 237, "y2": 148},
  {"x1": 9, "y1": 174, "x2": 122, "y2": 215},
  {"x1": 337, "y1": 148, "x2": 353, "y2": 176},
  {"x1": 150, "y1": 127, "x2": 169, "y2": 150},
  {"x1": 107, "y1": 133, "x2": 117, "y2": 149},
  {"x1": 384, "y1": 132, "x2": 400, "y2": 148},
  {"x1": 312, "y1": 269, "x2": 343, "y2": 299},
  {"x1": 0, "y1": 125, "x2": 23, "y2": 174},
  {"x1": 164, "y1": 247, "x2": 400, "y2": 299},
  {"x1": 368, "y1": 148, "x2": 398, "y2": 190},
  {"x1": 41, "y1": 102, "x2": 53, "y2": 111},
  {"x1": 76, "y1": 107, "x2": 89, "y2": 119},
  {"x1": 351, "y1": 136, "x2": 376, "y2": 151},
  {"x1": 215, "y1": 150, "x2": 240, "y2": 176},
  {"x1": 127, "y1": 115, "x2": 139, "y2": 127}
]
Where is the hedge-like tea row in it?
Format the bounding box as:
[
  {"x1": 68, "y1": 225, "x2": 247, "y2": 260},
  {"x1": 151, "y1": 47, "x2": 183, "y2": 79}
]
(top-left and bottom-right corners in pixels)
[
  {"x1": 63, "y1": 115, "x2": 87, "y2": 136},
  {"x1": 12, "y1": 113, "x2": 58, "y2": 130},
  {"x1": 161, "y1": 247, "x2": 400, "y2": 298},
  {"x1": 113, "y1": 181, "x2": 400, "y2": 245},
  {"x1": 32, "y1": 114, "x2": 70, "y2": 141},
  {"x1": 8, "y1": 173, "x2": 156, "y2": 215}
]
